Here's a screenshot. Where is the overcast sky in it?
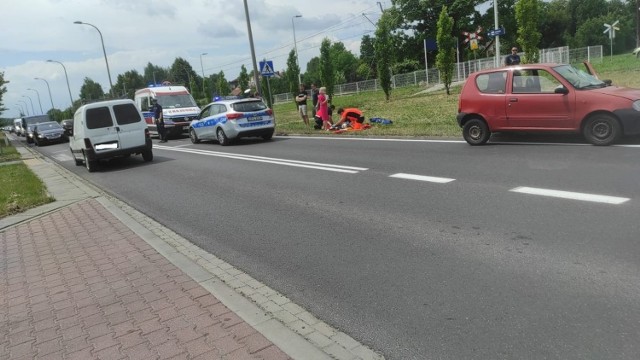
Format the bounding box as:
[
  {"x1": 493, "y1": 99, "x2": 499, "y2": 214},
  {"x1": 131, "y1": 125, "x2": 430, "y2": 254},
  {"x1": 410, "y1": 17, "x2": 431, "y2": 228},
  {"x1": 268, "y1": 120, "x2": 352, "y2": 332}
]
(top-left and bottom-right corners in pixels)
[{"x1": 1, "y1": 0, "x2": 385, "y2": 118}]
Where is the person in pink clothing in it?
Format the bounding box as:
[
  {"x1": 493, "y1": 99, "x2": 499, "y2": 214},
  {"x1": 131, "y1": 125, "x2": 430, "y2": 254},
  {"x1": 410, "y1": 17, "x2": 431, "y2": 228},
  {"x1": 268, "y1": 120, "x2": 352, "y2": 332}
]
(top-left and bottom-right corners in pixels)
[{"x1": 316, "y1": 87, "x2": 332, "y2": 130}]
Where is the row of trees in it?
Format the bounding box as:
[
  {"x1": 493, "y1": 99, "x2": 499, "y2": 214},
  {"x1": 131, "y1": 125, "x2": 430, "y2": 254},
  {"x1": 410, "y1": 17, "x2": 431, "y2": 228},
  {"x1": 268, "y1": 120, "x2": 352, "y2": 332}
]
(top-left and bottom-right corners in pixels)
[{"x1": 1, "y1": 0, "x2": 637, "y2": 123}]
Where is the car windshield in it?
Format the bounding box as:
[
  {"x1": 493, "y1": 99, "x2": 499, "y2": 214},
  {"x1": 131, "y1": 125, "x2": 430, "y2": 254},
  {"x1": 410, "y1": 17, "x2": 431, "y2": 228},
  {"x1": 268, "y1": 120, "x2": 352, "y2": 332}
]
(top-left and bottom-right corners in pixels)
[
  {"x1": 38, "y1": 123, "x2": 61, "y2": 131},
  {"x1": 553, "y1": 64, "x2": 605, "y2": 89},
  {"x1": 157, "y1": 94, "x2": 198, "y2": 109}
]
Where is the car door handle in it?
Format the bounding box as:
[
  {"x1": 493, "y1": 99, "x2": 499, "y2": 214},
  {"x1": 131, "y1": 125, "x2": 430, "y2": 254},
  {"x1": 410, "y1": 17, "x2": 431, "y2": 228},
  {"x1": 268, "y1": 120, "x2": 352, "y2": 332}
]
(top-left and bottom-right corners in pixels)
[
  {"x1": 115, "y1": 126, "x2": 120, "y2": 132},
  {"x1": 509, "y1": 98, "x2": 518, "y2": 102}
]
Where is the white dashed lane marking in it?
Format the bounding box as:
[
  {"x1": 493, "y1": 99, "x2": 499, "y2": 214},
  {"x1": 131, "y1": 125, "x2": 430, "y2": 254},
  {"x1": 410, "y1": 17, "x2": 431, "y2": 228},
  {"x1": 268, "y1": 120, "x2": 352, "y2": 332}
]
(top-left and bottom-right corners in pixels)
[
  {"x1": 510, "y1": 186, "x2": 630, "y2": 205},
  {"x1": 389, "y1": 173, "x2": 456, "y2": 183}
]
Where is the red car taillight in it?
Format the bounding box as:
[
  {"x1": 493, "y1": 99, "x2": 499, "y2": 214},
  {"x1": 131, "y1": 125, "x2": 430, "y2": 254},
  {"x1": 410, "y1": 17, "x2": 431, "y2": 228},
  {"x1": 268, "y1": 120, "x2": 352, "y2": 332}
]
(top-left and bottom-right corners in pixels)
[
  {"x1": 227, "y1": 113, "x2": 242, "y2": 120},
  {"x1": 266, "y1": 109, "x2": 273, "y2": 115}
]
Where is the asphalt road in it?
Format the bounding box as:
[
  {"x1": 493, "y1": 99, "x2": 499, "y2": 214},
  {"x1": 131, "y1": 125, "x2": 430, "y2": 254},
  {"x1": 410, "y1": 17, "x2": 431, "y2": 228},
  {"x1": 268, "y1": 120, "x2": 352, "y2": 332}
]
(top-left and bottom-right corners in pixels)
[{"x1": 35, "y1": 134, "x2": 640, "y2": 359}]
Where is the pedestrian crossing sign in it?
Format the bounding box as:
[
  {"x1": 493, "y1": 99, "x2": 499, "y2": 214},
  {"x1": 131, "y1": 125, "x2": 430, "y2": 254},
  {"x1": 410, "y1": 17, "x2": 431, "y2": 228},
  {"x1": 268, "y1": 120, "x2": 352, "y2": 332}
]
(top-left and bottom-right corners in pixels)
[{"x1": 259, "y1": 60, "x2": 275, "y2": 77}]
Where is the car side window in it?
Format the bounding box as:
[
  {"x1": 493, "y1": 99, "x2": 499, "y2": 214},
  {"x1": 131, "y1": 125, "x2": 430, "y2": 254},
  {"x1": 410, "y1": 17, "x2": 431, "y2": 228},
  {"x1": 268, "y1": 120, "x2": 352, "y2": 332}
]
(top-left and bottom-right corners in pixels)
[
  {"x1": 512, "y1": 69, "x2": 562, "y2": 94},
  {"x1": 476, "y1": 72, "x2": 506, "y2": 94},
  {"x1": 113, "y1": 104, "x2": 142, "y2": 125},
  {"x1": 86, "y1": 107, "x2": 114, "y2": 129},
  {"x1": 199, "y1": 105, "x2": 212, "y2": 119}
]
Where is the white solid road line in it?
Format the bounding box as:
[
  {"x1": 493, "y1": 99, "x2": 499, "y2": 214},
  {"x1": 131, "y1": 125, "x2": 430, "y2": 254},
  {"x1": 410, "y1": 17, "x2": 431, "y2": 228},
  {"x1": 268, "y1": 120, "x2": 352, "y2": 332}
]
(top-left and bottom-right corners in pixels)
[
  {"x1": 510, "y1": 186, "x2": 630, "y2": 205},
  {"x1": 153, "y1": 145, "x2": 368, "y2": 174},
  {"x1": 389, "y1": 173, "x2": 456, "y2": 183}
]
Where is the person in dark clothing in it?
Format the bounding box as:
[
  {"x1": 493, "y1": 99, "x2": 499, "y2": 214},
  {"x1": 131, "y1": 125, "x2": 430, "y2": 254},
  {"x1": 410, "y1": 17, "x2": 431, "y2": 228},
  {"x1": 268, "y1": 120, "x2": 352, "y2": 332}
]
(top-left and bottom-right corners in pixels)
[
  {"x1": 151, "y1": 98, "x2": 167, "y2": 143},
  {"x1": 310, "y1": 83, "x2": 319, "y2": 110},
  {"x1": 505, "y1": 47, "x2": 521, "y2": 66}
]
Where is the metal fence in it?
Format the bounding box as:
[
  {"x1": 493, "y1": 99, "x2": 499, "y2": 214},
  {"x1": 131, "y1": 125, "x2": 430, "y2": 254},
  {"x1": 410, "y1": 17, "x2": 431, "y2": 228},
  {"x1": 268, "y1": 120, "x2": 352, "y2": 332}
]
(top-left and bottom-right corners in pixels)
[{"x1": 273, "y1": 45, "x2": 604, "y2": 104}]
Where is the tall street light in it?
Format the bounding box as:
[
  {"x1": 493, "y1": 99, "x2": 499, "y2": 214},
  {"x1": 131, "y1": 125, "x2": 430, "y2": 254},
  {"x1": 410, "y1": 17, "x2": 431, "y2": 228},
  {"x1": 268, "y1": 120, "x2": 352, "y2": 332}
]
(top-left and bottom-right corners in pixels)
[
  {"x1": 47, "y1": 60, "x2": 74, "y2": 107},
  {"x1": 15, "y1": 103, "x2": 25, "y2": 116},
  {"x1": 18, "y1": 100, "x2": 30, "y2": 116},
  {"x1": 292, "y1": 15, "x2": 302, "y2": 84},
  {"x1": 200, "y1": 52, "x2": 208, "y2": 97},
  {"x1": 35, "y1": 77, "x2": 55, "y2": 111},
  {"x1": 27, "y1": 88, "x2": 44, "y2": 114},
  {"x1": 74, "y1": 21, "x2": 114, "y2": 96},
  {"x1": 22, "y1": 95, "x2": 35, "y2": 115}
]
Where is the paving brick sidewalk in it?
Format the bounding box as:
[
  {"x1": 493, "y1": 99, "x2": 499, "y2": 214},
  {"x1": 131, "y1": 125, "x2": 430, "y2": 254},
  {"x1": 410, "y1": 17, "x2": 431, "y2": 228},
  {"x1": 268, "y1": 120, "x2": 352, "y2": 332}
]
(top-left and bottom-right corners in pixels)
[{"x1": 0, "y1": 198, "x2": 291, "y2": 360}]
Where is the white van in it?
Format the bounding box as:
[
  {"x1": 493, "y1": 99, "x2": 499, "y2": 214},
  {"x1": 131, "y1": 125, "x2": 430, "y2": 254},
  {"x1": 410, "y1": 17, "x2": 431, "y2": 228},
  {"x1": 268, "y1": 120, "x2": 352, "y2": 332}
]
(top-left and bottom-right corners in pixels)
[
  {"x1": 134, "y1": 85, "x2": 200, "y2": 138},
  {"x1": 13, "y1": 119, "x2": 23, "y2": 136},
  {"x1": 70, "y1": 99, "x2": 153, "y2": 172}
]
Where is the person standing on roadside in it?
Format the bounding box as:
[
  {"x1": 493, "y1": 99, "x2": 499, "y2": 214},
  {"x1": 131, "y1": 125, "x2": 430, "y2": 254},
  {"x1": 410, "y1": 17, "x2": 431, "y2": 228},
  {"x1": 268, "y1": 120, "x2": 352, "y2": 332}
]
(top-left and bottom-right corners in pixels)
[
  {"x1": 310, "y1": 83, "x2": 319, "y2": 111},
  {"x1": 505, "y1": 47, "x2": 521, "y2": 66},
  {"x1": 151, "y1": 98, "x2": 167, "y2": 143},
  {"x1": 295, "y1": 84, "x2": 310, "y2": 128},
  {"x1": 316, "y1": 87, "x2": 332, "y2": 130}
]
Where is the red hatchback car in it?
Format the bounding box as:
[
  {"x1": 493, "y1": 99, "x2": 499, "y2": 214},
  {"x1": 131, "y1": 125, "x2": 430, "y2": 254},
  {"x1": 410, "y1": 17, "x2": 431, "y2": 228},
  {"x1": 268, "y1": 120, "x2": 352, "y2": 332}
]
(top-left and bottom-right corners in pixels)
[{"x1": 456, "y1": 63, "x2": 640, "y2": 145}]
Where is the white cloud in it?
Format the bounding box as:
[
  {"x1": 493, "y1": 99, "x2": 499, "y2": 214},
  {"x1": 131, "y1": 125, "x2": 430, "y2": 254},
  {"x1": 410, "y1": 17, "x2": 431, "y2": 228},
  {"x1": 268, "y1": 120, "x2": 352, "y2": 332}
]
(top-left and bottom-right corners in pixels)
[{"x1": 1, "y1": 0, "x2": 385, "y2": 117}]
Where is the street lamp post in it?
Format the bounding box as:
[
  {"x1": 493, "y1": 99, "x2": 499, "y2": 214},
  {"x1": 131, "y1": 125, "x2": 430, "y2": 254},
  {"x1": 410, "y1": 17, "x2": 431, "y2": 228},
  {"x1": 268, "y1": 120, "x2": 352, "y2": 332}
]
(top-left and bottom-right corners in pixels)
[
  {"x1": 292, "y1": 15, "x2": 302, "y2": 84},
  {"x1": 15, "y1": 103, "x2": 25, "y2": 116},
  {"x1": 18, "y1": 100, "x2": 30, "y2": 116},
  {"x1": 200, "y1": 52, "x2": 208, "y2": 97},
  {"x1": 74, "y1": 21, "x2": 114, "y2": 96},
  {"x1": 22, "y1": 95, "x2": 35, "y2": 115},
  {"x1": 35, "y1": 78, "x2": 55, "y2": 111},
  {"x1": 47, "y1": 60, "x2": 74, "y2": 107},
  {"x1": 27, "y1": 88, "x2": 44, "y2": 114}
]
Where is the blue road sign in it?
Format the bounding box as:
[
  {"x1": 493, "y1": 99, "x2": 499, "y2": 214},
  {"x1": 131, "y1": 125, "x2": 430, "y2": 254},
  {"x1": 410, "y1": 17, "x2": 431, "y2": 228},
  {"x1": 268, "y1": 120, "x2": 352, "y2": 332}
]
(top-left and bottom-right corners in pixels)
[
  {"x1": 487, "y1": 26, "x2": 506, "y2": 37},
  {"x1": 259, "y1": 60, "x2": 275, "y2": 77}
]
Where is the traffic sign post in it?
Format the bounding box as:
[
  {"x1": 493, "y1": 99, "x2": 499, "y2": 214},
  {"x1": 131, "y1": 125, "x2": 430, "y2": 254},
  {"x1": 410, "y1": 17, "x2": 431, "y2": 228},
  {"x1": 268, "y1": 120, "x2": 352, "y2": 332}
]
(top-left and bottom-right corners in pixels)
[
  {"x1": 603, "y1": 20, "x2": 620, "y2": 60},
  {"x1": 487, "y1": 26, "x2": 506, "y2": 37},
  {"x1": 259, "y1": 60, "x2": 275, "y2": 77}
]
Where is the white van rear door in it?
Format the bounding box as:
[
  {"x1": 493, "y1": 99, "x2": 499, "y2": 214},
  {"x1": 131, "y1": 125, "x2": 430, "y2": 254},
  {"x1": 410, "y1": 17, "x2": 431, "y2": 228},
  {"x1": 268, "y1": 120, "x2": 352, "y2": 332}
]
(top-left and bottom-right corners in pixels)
[
  {"x1": 85, "y1": 106, "x2": 120, "y2": 152},
  {"x1": 112, "y1": 103, "x2": 146, "y2": 150}
]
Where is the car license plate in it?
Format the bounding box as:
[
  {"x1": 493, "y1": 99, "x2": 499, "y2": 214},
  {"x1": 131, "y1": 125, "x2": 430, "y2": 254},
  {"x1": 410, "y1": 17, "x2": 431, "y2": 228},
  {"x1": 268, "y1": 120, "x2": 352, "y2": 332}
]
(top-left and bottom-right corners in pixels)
[{"x1": 247, "y1": 115, "x2": 262, "y2": 122}]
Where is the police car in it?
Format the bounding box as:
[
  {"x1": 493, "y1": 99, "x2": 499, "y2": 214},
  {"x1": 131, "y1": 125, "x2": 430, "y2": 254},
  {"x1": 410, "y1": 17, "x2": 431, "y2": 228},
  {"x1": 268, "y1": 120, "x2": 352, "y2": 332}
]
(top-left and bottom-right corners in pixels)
[{"x1": 189, "y1": 97, "x2": 275, "y2": 146}]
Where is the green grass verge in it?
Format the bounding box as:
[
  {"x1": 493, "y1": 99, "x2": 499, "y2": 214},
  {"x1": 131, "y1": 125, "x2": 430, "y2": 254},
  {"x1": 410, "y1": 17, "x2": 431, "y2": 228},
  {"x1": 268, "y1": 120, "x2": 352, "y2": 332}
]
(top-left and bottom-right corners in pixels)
[
  {"x1": 0, "y1": 163, "x2": 54, "y2": 218},
  {"x1": 0, "y1": 132, "x2": 21, "y2": 162},
  {"x1": 0, "y1": 133, "x2": 54, "y2": 218},
  {"x1": 272, "y1": 53, "x2": 640, "y2": 137}
]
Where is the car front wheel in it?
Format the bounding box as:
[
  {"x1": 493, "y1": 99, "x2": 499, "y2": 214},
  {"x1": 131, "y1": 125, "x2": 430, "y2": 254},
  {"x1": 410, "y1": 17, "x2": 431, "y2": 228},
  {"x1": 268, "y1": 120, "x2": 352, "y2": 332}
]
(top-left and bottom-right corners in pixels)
[
  {"x1": 462, "y1": 118, "x2": 491, "y2": 145},
  {"x1": 190, "y1": 128, "x2": 200, "y2": 144},
  {"x1": 142, "y1": 149, "x2": 153, "y2": 162},
  {"x1": 217, "y1": 128, "x2": 230, "y2": 146},
  {"x1": 583, "y1": 114, "x2": 620, "y2": 146}
]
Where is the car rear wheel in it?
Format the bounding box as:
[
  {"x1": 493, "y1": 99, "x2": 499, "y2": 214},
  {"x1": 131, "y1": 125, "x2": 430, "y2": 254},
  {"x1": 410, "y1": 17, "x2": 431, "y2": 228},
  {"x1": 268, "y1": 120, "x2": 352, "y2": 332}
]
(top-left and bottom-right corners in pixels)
[
  {"x1": 217, "y1": 128, "x2": 230, "y2": 146},
  {"x1": 142, "y1": 149, "x2": 153, "y2": 162},
  {"x1": 84, "y1": 152, "x2": 97, "y2": 172},
  {"x1": 262, "y1": 131, "x2": 273, "y2": 141},
  {"x1": 189, "y1": 128, "x2": 200, "y2": 144},
  {"x1": 583, "y1": 114, "x2": 620, "y2": 146},
  {"x1": 462, "y1": 118, "x2": 490, "y2": 145}
]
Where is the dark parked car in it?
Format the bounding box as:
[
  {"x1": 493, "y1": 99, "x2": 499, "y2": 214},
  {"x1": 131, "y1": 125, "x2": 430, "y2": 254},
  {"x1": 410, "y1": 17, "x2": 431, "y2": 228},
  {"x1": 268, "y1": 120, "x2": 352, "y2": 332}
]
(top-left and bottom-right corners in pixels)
[
  {"x1": 33, "y1": 121, "x2": 65, "y2": 146},
  {"x1": 60, "y1": 119, "x2": 73, "y2": 140},
  {"x1": 456, "y1": 62, "x2": 640, "y2": 146}
]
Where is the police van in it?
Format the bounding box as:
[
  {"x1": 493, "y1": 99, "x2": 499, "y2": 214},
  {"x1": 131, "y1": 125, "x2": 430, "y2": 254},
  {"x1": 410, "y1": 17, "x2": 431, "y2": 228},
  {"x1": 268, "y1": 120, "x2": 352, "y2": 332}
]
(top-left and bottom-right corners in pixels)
[{"x1": 134, "y1": 84, "x2": 200, "y2": 138}]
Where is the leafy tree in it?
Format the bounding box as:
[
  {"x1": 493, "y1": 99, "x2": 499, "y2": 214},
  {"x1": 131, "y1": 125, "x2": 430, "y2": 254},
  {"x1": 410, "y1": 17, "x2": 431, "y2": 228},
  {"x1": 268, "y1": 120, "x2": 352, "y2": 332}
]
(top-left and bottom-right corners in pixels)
[
  {"x1": 79, "y1": 77, "x2": 105, "y2": 103},
  {"x1": 286, "y1": 49, "x2": 300, "y2": 95},
  {"x1": 143, "y1": 63, "x2": 169, "y2": 85},
  {"x1": 436, "y1": 6, "x2": 456, "y2": 95},
  {"x1": 113, "y1": 70, "x2": 145, "y2": 99},
  {"x1": 0, "y1": 72, "x2": 7, "y2": 114},
  {"x1": 319, "y1": 38, "x2": 335, "y2": 99},
  {"x1": 375, "y1": 11, "x2": 393, "y2": 101},
  {"x1": 304, "y1": 57, "x2": 321, "y2": 86},
  {"x1": 359, "y1": 35, "x2": 376, "y2": 77},
  {"x1": 330, "y1": 42, "x2": 359, "y2": 83},
  {"x1": 538, "y1": 0, "x2": 571, "y2": 49},
  {"x1": 169, "y1": 58, "x2": 198, "y2": 93},
  {"x1": 238, "y1": 65, "x2": 250, "y2": 92},
  {"x1": 515, "y1": 0, "x2": 541, "y2": 63},
  {"x1": 215, "y1": 71, "x2": 229, "y2": 96}
]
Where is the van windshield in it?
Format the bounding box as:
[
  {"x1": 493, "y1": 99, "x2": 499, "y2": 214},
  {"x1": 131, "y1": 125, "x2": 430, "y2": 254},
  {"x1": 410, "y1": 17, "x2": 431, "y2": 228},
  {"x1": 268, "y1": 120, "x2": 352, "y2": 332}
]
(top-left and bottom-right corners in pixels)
[{"x1": 157, "y1": 94, "x2": 197, "y2": 109}]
